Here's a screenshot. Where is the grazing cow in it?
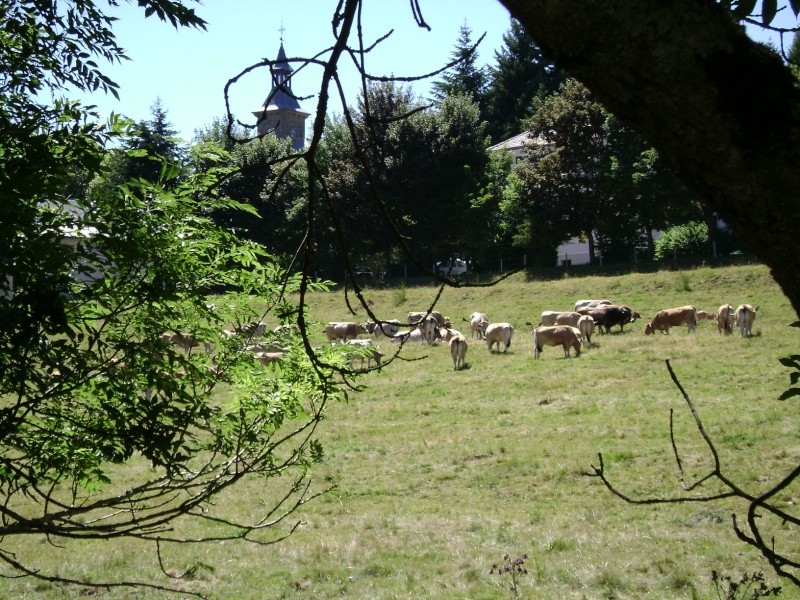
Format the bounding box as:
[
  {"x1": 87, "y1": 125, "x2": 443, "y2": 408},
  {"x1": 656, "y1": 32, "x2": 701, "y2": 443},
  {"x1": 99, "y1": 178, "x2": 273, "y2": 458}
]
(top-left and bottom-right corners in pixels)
[
  {"x1": 533, "y1": 325, "x2": 581, "y2": 359},
  {"x1": 235, "y1": 320, "x2": 266, "y2": 337},
  {"x1": 253, "y1": 351, "x2": 285, "y2": 366},
  {"x1": 485, "y1": 322, "x2": 514, "y2": 353},
  {"x1": 418, "y1": 314, "x2": 440, "y2": 344},
  {"x1": 734, "y1": 304, "x2": 758, "y2": 337},
  {"x1": 574, "y1": 299, "x2": 612, "y2": 311},
  {"x1": 438, "y1": 327, "x2": 463, "y2": 342},
  {"x1": 344, "y1": 339, "x2": 384, "y2": 370},
  {"x1": 644, "y1": 306, "x2": 697, "y2": 335},
  {"x1": 696, "y1": 310, "x2": 717, "y2": 321},
  {"x1": 161, "y1": 331, "x2": 210, "y2": 353},
  {"x1": 323, "y1": 321, "x2": 367, "y2": 342},
  {"x1": 716, "y1": 304, "x2": 735, "y2": 335},
  {"x1": 449, "y1": 334, "x2": 468, "y2": 370},
  {"x1": 407, "y1": 310, "x2": 447, "y2": 327},
  {"x1": 464, "y1": 312, "x2": 490, "y2": 339},
  {"x1": 577, "y1": 314, "x2": 596, "y2": 346},
  {"x1": 538, "y1": 311, "x2": 582, "y2": 328},
  {"x1": 577, "y1": 304, "x2": 634, "y2": 334}
]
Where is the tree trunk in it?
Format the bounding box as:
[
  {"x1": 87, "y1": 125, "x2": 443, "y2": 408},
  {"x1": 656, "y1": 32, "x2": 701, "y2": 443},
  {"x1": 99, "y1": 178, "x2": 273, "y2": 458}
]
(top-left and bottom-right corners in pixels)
[{"x1": 499, "y1": 0, "x2": 800, "y2": 317}]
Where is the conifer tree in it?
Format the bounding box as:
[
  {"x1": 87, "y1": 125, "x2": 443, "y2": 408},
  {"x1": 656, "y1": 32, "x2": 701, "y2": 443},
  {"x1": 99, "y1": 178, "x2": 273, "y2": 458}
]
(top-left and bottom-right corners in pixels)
[
  {"x1": 483, "y1": 18, "x2": 565, "y2": 143},
  {"x1": 431, "y1": 23, "x2": 487, "y2": 109}
]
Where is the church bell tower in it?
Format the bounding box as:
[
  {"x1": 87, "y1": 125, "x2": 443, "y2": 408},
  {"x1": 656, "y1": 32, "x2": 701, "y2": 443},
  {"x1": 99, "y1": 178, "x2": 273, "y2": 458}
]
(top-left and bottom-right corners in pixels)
[{"x1": 253, "y1": 41, "x2": 310, "y2": 150}]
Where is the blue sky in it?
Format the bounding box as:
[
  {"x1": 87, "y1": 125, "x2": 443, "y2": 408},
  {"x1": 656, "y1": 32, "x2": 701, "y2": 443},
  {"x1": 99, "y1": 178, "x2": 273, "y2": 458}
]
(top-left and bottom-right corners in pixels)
[
  {"x1": 75, "y1": 1, "x2": 796, "y2": 144},
  {"x1": 77, "y1": 0, "x2": 511, "y2": 142}
]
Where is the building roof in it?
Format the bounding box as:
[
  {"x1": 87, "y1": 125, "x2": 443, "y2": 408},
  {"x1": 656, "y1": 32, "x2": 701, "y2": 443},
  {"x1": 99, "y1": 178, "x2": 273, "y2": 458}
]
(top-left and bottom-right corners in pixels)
[{"x1": 487, "y1": 131, "x2": 549, "y2": 158}]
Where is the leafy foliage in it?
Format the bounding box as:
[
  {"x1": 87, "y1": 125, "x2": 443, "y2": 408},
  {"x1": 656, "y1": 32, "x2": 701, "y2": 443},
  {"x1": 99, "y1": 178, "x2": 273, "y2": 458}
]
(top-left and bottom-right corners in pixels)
[
  {"x1": 653, "y1": 221, "x2": 710, "y2": 260},
  {"x1": 0, "y1": 0, "x2": 338, "y2": 592}
]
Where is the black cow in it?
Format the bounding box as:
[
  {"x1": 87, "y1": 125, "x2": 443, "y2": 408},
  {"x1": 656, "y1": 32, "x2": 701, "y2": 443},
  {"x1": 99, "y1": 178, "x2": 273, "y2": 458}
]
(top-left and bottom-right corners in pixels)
[{"x1": 577, "y1": 304, "x2": 637, "y2": 334}]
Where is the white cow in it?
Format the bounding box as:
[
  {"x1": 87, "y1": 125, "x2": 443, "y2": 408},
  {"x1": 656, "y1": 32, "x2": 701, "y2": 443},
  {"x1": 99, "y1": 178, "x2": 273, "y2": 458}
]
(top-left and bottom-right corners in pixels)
[
  {"x1": 485, "y1": 322, "x2": 514, "y2": 353},
  {"x1": 449, "y1": 334, "x2": 468, "y2": 370}
]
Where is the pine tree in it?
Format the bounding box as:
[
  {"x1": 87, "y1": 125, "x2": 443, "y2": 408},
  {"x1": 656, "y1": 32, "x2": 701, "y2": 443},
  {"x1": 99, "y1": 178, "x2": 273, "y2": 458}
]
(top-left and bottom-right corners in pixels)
[
  {"x1": 483, "y1": 18, "x2": 566, "y2": 143},
  {"x1": 431, "y1": 23, "x2": 487, "y2": 108}
]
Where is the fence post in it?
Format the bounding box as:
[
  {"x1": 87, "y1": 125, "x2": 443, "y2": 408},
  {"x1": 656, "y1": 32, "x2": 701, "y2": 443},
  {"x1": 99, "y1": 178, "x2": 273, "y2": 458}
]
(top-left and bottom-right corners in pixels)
[
  {"x1": 500, "y1": 258, "x2": 504, "y2": 272},
  {"x1": 712, "y1": 240, "x2": 717, "y2": 258}
]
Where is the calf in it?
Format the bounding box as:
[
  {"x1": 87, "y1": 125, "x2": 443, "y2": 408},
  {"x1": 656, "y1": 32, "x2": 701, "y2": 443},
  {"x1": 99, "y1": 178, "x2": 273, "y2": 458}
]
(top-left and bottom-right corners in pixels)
[
  {"x1": 485, "y1": 322, "x2": 514, "y2": 353},
  {"x1": 533, "y1": 325, "x2": 581, "y2": 359},
  {"x1": 644, "y1": 306, "x2": 697, "y2": 335},
  {"x1": 449, "y1": 334, "x2": 468, "y2": 370},
  {"x1": 734, "y1": 304, "x2": 758, "y2": 337},
  {"x1": 716, "y1": 304, "x2": 734, "y2": 335}
]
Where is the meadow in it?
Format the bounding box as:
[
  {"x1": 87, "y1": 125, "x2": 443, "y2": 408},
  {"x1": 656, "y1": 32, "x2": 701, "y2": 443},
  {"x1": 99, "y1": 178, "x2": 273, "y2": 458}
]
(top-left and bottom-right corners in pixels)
[{"x1": 2, "y1": 263, "x2": 799, "y2": 599}]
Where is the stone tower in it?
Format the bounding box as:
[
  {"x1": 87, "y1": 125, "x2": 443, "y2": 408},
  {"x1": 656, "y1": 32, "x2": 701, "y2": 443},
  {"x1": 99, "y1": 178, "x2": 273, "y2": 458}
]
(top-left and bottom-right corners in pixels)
[{"x1": 253, "y1": 42, "x2": 310, "y2": 150}]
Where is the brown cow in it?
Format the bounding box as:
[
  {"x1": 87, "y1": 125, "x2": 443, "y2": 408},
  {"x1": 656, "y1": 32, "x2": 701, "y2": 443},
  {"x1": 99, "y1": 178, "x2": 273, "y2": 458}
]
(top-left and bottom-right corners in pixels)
[
  {"x1": 323, "y1": 321, "x2": 367, "y2": 342},
  {"x1": 533, "y1": 325, "x2": 581, "y2": 359},
  {"x1": 734, "y1": 304, "x2": 758, "y2": 337},
  {"x1": 716, "y1": 304, "x2": 734, "y2": 335},
  {"x1": 644, "y1": 306, "x2": 697, "y2": 335},
  {"x1": 539, "y1": 311, "x2": 582, "y2": 328}
]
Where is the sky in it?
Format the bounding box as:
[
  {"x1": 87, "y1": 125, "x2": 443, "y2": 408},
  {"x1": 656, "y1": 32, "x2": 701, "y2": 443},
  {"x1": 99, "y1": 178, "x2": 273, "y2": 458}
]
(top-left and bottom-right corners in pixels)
[
  {"x1": 77, "y1": 0, "x2": 512, "y2": 142},
  {"x1": 75, "y1": 1, "x2": 797, "y2": 144}
]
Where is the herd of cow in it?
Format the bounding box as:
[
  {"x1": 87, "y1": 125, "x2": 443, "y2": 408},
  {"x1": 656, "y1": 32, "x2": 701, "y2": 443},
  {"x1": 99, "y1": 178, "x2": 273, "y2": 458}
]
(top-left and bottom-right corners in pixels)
[{"x1": 321, "y1": 299, "x2": 759, "y2": 371}]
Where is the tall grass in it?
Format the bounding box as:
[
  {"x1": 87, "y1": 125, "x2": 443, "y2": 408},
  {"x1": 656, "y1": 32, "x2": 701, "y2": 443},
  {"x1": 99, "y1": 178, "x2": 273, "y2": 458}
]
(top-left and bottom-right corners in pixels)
[{"x1": 2, "y1": 263, "x2": 798, "y2": 599}]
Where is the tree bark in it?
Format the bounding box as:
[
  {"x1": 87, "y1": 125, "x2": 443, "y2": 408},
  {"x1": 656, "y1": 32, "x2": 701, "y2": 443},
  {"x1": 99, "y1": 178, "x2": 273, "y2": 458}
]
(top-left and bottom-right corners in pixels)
[{"x1": 499, "y1": 0, "x2": 800, "y2": 317}]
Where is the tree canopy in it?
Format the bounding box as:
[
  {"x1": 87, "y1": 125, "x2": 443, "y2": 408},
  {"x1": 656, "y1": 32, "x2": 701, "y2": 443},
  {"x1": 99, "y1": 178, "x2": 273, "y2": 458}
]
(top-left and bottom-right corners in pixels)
[{"x1": 498, "y1": 0, "x2": 800, "y2": 317}]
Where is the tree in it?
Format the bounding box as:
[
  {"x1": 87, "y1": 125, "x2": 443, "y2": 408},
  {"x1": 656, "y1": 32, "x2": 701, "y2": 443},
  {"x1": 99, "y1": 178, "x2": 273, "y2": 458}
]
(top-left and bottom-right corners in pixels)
[
  {"x1": 0, "y1": 1, "x2": 342, "y2": 594},
  {"x1": 322, "y1": 81, "x2": 490, "y2": 273},
  {"x1": 431, "y1": 23, "x2": 487, "y2": 108},
  {"x1": 88, "y1": 99, "x2": 186, "y2": 202},
  {"x1": 483, "y1": 18, "x2": 566, "y2": 143},
  {"x1": 194, "y1": 118, "x2": 308, "y2": 259},
  {"x1": 497, "y1": 0, "x2": 800, "y2": 318}
]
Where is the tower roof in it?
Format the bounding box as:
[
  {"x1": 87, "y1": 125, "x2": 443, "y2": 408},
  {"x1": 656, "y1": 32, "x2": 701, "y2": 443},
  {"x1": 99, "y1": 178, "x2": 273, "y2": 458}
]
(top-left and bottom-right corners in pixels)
[{"x1": 256, "y1": 43, "x2": 302, "y2": 112}]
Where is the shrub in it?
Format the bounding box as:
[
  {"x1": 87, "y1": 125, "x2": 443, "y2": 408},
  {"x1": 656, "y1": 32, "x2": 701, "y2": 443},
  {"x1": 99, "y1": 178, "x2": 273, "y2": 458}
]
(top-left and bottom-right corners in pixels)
[{"x1": 654, "y1": 221, "x2": 709, "y2": 260}]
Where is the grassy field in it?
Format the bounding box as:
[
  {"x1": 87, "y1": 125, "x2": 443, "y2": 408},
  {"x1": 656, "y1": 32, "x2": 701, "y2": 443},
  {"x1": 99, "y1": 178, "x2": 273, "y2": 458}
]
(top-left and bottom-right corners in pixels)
[{"x1": 2, "y1": 263, "x2": 799, "y2": 599}]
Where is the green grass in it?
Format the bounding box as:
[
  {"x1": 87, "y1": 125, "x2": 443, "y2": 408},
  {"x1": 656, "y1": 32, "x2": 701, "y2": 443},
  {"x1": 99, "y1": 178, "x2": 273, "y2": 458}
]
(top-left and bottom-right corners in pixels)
[{"x1": 2, "y1": 263, "x2": 799, "y2": 599}]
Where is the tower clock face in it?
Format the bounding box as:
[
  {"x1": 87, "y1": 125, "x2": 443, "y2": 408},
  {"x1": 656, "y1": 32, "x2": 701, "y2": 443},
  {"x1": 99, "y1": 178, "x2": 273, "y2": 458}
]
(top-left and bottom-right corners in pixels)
[{"x1": 289, "y1": 128, "x2": 297, "y2": 140}]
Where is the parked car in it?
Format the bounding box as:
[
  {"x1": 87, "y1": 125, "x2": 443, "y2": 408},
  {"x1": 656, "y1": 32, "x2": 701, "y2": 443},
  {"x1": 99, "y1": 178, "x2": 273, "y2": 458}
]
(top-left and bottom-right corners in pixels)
[
  {"x1": 435, "y1": 258, "x2": 467, "y2": 276},
  {"x1": 354, "y1": 266, "x2": 374, "y2": 278}
]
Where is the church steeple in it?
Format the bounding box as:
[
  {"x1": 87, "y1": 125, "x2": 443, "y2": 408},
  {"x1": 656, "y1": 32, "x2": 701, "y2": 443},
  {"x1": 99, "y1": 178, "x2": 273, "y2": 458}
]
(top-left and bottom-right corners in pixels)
[{"x1": 253, "y1": 41, "x2": 309, "y2": 150}]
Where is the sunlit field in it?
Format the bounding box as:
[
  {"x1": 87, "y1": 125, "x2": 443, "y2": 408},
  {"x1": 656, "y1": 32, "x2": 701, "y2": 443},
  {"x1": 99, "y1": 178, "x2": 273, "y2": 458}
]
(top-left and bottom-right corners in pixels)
[{"x1": 2, "y1": 263, "x2": 798, "y2": 599}]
